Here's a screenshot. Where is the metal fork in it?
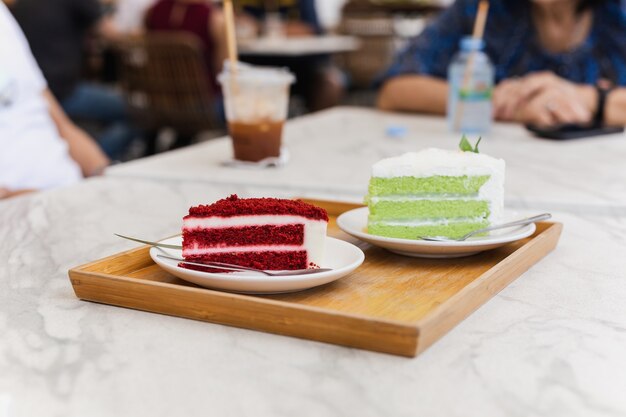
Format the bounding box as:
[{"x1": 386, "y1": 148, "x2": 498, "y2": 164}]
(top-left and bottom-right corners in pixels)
[
  {"x1": 115, "y1": 233, "x2": 183, "y2": 249},
  {"x1": 156, "y1": 254, "x2": 332, "y2": 276},
  {"x1": 418, "y1": 213, "x2": 552, "y2": 242},
  {"x1": 115, "y1": 234, "x2": 332, "y2": 276}
]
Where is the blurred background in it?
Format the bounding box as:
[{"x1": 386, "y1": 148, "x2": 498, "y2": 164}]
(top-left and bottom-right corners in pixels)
[{"x1": 2, "y1": 0, "x2": 452, "y2": 161}]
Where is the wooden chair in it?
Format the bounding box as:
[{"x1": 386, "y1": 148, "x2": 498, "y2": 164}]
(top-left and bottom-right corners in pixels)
[
  {"x1": 338, "y1": 0, "x2": 442, "y2": 89},
  {"x1": 338, "y1": 15, "x2": 396, "y2": 89},
  {"x1": 116, "y1": 33, "x2": 218, "y2": 153}
]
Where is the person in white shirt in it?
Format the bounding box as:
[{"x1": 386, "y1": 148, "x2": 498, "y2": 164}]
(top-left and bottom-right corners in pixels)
[{"x1": 0, "y1": 3, "x2": 109, "y2": 199}]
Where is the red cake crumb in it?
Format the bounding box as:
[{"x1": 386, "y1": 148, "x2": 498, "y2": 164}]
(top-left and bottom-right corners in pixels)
[
  {"x1": 183, "y1": 224, "x2": 304, "y2": 247},
  {"x1": 186, "y1": 195, "x2": 329, "y2": 221},
  {"x1": 181, "y1": 250, "x2": 308, "y2": 272}
]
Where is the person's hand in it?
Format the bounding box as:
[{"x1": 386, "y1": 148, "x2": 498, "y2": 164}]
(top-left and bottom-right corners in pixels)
[
  {"x1": 515, "y1": 86, "x2": 589, "y2": 126},
  {"x1": 0, "y1": 187, "x2": 35, "y2": 199},
  {"x1": 493, "y1": 77, "x2": 527, "y2": 120},
  {"x1": 494, "y1": 71, "x2": 597, "y2": 126}
]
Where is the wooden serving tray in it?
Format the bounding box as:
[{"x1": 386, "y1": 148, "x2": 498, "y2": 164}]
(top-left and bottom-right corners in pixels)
[{"x1": 68, "y1": 200, "x2": 562, "y2": 357}]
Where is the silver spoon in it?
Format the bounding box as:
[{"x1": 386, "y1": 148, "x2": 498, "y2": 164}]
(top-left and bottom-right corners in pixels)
[
  {"x1": 156, "y1": 254, "x2": 332, "y2": 276},
  {"x1": 114, "y1": 234, "x2": 331, "y2": 275},
  {"x1": 115, "y1": 233, "x2": 183, "y2": 249},
  {"x1": 418, "y1": 213, "x2": 551, "y2": 242}
]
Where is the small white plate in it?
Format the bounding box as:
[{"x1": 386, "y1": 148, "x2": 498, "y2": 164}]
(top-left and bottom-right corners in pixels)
[
  {"x1": 337, "y1": 207, "x2": 536, "y2": 258},
  {"x1": 150, "y1": 236, "x2": 364, "y2": 294}
]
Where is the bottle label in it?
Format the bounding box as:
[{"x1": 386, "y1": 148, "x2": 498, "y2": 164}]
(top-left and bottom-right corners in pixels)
[{"x1": 458, "y1": 86, "x2": 493, "y2": 101}]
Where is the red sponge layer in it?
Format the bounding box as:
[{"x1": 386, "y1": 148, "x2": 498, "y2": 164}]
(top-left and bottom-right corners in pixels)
[
  {"x1": 181, "y1": 251, "x2": 308, "y2": 272},
  {"x1": 186, "y1": 195, "x2": 329, "y2": 221},
  {"x1": 183, "y1": 224, "x2": 304, "y2": 248}
]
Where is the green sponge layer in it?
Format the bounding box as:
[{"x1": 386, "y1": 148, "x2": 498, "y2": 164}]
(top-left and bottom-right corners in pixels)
[
  {"x1": 369, "y1": 175, "x2": 490, "y2": 196},
  {"x1": 369, "y1": 199, "x2": 489, "y2": 221},
  {"x1": 368, "y1": 221, "x2": 489, "y2": 240}
]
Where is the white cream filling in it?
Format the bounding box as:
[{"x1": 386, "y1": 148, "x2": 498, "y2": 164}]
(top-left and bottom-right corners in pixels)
[
  {"x1": 183, "y1": 215, "x2": 327, "y2": 266},
  {"x1": 369, "y1": 195, "x2": 482, "y2": 203},
  {"x1": 184, "y1": 215, "x2": 322, "y2": 228},
  {"x1": 184, "y1": 245, "x2": 305, "y2": 255},
  {"x1": 369, "y1": 217, "x2": 486, "y2": 227}
]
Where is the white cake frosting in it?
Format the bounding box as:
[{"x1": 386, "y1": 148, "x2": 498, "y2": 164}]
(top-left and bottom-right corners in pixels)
[
  {"x1": 371, "y1": 148, "x2": 505, "y2": 178},
  {"x1": 371, "y1": 148, "x2": 506, "y2": 222}
]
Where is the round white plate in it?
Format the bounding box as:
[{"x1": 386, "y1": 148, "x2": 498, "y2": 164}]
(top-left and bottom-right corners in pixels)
[
  {"x1": 150, "y1": 236, "x2": 364, "y2": 294},
  {"x1": 336, "y1": 207, "x2": 536, "y2": 258}
]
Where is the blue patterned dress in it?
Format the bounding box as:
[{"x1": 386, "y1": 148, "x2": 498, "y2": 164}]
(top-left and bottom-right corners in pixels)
[{"x1": 384, "y1": 0, "x2": 626, "y2": 85}]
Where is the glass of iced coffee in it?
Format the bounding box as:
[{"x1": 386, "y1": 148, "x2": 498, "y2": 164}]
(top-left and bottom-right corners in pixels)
[{"x1": 218, "y1": 63, "x2": 294, "y2": 162}]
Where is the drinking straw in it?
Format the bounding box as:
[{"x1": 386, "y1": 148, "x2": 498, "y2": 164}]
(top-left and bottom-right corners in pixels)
[
  {"x1": 223, "y1": 0, "x2": 238, "y2": 72},
  {"x1": 453, "y1": 0, "x2": 490, "y2": 131}
]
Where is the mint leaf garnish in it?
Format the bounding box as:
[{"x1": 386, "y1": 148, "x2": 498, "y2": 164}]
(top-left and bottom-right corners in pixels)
[
  {"x1": 459, "y1": 135, "x2": 473, "y2": 152},
  {"x1": 459, "y1": 135, "x2": 482, "y2": 153},
  {"x1": 474, "y1": 137, "x2": 482, "y2": 153}
]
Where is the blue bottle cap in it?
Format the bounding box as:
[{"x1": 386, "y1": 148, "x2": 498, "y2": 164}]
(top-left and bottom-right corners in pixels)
[
  {"x1": 386, "y1": 125, "x2": 408, "y2": 138},
  {"x1": 460, "y1": 36, "x2": 485, "y2": 51}
]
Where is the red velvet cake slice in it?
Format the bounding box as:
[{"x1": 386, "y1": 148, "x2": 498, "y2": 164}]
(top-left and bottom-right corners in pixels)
[{"x1": 182, "y1": 195, "x2": 329, "y2": 272}]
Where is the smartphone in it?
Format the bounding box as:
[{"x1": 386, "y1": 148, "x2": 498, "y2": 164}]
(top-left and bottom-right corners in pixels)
[{"x1": 526, "y1": 123, "x2": 624, "y2": 140}]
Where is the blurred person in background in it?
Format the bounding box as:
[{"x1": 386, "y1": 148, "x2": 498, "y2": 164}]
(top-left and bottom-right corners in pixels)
[
  {"x1": 144, "y1": 0, "x2": 226, "y2": 104},
  {"x1": 12, "y1": 0, "x2": 138, "y2": 159},
  {"x1": 378, "y1": 0, "x2": 626, "y2": 128},
  {"x1": 114, "y1": 0, "x2": 157, "y2": 34},
  {"x1": 238, "y1": 0, "x2": 322, "y2": 37},
  {"x1": 237, "y1": 0, "x2": 345, "y2": 111},
  {"x1": 0, "y1": 3, "x2": 109, "y2": 199}
]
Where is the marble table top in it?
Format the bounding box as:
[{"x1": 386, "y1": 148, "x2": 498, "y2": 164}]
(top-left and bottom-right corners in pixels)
[
  {"x1": 107, "y1": 107, "x2": 626, "y2": 216},
  {"x1": 4, "y1": 107, "x2": 626, "y2": 416},
  {"x1": 2, "y1": 176, "x2": 626, "y2": 417}
]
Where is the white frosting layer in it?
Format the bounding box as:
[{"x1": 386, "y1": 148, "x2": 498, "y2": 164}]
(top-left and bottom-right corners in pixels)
[
  {"x1": 371, "y1": 148, "x2": 505, "y2": 178},
  {"x1": 183, "y1": 215, "x2": 327, "y2": 266},
  {"x1": 184, "y1": 215, "x2": 322, "y2": 228},
  {"x1": 185, "y1": 245, "x2": 305, "y2": 256},
  {"x1": 369, "y1": 195, "x2": 481, "y2": 203},
  {"x1": 370, "y1": 149, "x2": 505, "y2": 222},
  {"x1": 370, "y1": 217, "x2": 485, "y2": 227}
]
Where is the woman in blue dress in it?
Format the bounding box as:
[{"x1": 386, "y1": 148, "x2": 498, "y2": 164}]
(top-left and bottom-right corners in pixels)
[{"x1": 378, "y1": 0, "x2": 626, "y2": 127}]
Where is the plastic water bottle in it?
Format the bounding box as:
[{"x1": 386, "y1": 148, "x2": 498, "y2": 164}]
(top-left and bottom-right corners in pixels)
[{"x1": 447, "y1": 36, "x2": 494, "y2": 133}]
